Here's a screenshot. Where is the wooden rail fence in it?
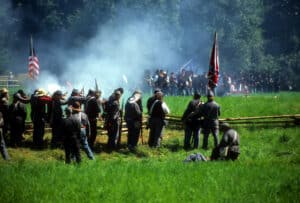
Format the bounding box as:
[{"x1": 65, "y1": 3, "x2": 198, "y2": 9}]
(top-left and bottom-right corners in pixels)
[{"x1": 24, "y1": 114, "x2": 300, "y2": 135}]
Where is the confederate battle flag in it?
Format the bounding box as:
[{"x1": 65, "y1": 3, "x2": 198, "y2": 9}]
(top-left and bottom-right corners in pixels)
[
  {"x1": 207, "y1": 32, "x2": 219, "y2": 90},
  {"x1": 28, "y1": 36, "x2": 40, "y2": 79}
]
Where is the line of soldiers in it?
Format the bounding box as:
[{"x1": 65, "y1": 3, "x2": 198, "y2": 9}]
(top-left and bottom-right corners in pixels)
[
  {"x1": 144, "y1": 69, "x2": 208, "y2": 96},
  {"x1": 0, "y1": 86, "x2": 239, "y2": 162}
]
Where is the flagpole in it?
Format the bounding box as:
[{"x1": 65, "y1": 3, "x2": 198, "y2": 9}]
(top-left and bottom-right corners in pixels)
[{"x1": 30, "y1": 35, "x2": 33, "y2": 57}]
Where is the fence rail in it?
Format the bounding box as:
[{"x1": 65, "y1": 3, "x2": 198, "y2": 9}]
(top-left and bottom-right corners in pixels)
[
  {"x1": 0, "y1": 75, "x2": 20, "y2": 88},
  {"x1": 24, "y1": 114, "x2": 300, "y2": 135}
]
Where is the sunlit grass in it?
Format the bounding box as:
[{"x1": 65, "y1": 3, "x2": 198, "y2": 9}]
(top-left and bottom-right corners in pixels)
[
  {"x1": 0, "y1": 127, "x2": 299, "y2": 202},
  {"x1": 0, "y1": 92, "x2": 299, "y2": 202},
  {"x1": 163, "y1": 92, "x2": 300, "y2": 117}
]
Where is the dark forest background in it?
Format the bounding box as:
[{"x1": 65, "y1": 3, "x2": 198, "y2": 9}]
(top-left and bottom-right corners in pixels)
[{"x1": 0, "y1": 0, "x2": 299, "y2": 90}]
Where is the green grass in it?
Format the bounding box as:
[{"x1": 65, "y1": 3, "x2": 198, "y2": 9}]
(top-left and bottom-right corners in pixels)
[
  {"x1": 0, "y1": 127, "x2": 299, "y2": 202},
  {"x1": 0, "y1": 92, "x2": 299, "y2": 202},
  {"x1": 163, "y1": 92, "x2": 300, "y2": 117}
]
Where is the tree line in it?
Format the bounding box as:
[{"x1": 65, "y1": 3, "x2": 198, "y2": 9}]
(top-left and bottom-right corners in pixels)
[{"x1": 0, "y1": 0, "x2": 299, "y2": 90}]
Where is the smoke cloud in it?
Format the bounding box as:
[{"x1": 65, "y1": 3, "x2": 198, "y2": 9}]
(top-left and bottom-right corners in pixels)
[{"x1": 25, "y1": 14, "x2": 183, "y2": 97}]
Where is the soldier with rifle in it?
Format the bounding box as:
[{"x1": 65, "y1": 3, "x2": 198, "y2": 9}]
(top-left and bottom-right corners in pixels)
[{"x1": 125, "y1": 90, "x2": 143, "y2": 151}]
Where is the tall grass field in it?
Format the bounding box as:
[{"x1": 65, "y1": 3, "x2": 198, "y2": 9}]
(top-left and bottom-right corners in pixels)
[{"x1": 0, "y1": 92, "x2": 299, "y2": 202}]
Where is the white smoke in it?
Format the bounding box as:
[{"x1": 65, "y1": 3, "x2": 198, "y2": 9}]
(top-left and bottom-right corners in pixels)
[
  {"x1": 58, "y1": 20, "x2": 180, "y2": 97},
  {"x1": 24, "y1": 18, "x2": 181, "y2": 97}
]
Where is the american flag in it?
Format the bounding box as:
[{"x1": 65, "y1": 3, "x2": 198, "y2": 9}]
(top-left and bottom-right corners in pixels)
[
  {"x1": 207, "y1": 32, "x2": 219, "y2": 89},
  {"x1": 28, "y1": 36, "x2": 40, "y2": 79}
]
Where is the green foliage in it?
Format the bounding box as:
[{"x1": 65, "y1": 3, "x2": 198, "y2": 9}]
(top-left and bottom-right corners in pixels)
[{"x1": 0, "y1": 0, "x2": 299, "y2": 88}]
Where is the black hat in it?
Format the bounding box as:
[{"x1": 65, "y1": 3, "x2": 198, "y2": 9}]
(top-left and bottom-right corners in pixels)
[
  {"x1": 114, "y1": 90, "x2": 121, "y2": 95},
  {"x1": 194, "y1": 91, "x2": 201, "y2": 99},
  {"x1": 115, "y1": 87, "x2": 124, "y2": 94},
  {"x1": 53, "y1": 90, "x2": 63, "y2": 96},
  {"x1": 71, "y1": 89, "x2": 79, "y2": 96},
  {"x1": 88, "y1": 89, "x2": 95, "y2": 96},
  {"x1": 17, "y1": 89, "x2": 26, "y2": 97}
]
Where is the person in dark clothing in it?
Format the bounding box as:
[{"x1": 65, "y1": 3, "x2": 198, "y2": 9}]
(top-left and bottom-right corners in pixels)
[
  {"x1": 30, "y1": 88, "x2": 52, "y2": 149},
  {"x1": 0, "y1": 112, "x2": 9, "y2": 160},
  {"x1": 62, "y1": 107, "x2": 81, "y2": 164},
  {"x1": 8, "y1": 93, "x2": 27, "y2": 147},
  {"x1": 0, "y1": 88, "x2": 10, "y2": 141},
  {"x1": 202, "y1": 91, "x2": 220, "y2": 150},
  {"x1": 181, "y1": 92, "x2": 204, "y2": 149},
  {"x1": 105, "y1": 90, "x2": 122, "y2": 150},
  {"x1": 148, "y1": 91, "x2": 170, "y2": 147},
  {"x1": 85, "y1": 90, "x2": 102, "y2": 149},
  {"x1": 125, "y1": 90, "x2": 143, "y2": 151},
  {"x1": 50, "y1": 90, "x2": 67, "y2": 148},
  {"x1": 211, "y1": 123, "x2": 240, "y2": 161}
]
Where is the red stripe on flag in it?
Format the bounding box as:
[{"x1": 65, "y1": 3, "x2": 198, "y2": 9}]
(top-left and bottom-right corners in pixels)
[
  {"x1": 28, "y1": 39, "x2": 40, "y2": 79},
  {"x1": 208, "y1": 32, "x2": 219, "y2": 89}
]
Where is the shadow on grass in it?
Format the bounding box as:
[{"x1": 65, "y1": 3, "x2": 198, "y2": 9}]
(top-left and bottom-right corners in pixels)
[
  {"x1": 163, "y1": 138, "x2": 184, "y2": 152},
  {"x1": 93, "y1": 142, "x2": 150, "y2": 158}
]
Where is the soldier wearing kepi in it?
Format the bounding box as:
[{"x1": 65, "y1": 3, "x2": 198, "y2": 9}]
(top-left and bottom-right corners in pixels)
[
  {"x1": 211, "y1": 123, "x2": 240, "y2": 161},
  {"x1": 148, "y1": 90, "x2": 170, "y2": 147},
  {"x1": 125, "y1": 90, "x2": 143, "y2": 151},
  {"x1": 181, "y1": 92, "x2": 204, "y2": 149},
  {"x1": 202, "y1": 90, "x2": 220, "y2": 150}
]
